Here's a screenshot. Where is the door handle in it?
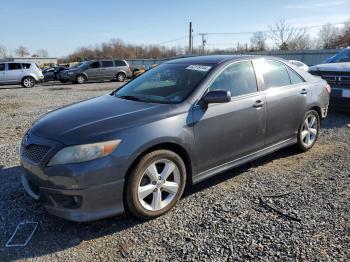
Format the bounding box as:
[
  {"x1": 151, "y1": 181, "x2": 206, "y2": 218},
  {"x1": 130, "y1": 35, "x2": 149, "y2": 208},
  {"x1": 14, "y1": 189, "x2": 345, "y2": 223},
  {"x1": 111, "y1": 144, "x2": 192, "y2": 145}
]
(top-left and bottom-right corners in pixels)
[
  {"x1": 253, "y1": 100, "x2": 265, "y2": 108},
  {"x1": 301, "y1": 89, "x2": 308, "y2": 95}
]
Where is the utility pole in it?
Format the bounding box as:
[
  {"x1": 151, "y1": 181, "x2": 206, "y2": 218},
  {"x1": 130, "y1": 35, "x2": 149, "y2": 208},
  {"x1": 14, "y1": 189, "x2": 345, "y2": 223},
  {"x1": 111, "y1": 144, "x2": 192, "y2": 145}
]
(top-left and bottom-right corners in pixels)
[
  {"x1": 199, "y1": 33, "x2": 207, "y2": 54},
  {"x1": 188, "y1": 22, "x2": 193, "y2": 54}
]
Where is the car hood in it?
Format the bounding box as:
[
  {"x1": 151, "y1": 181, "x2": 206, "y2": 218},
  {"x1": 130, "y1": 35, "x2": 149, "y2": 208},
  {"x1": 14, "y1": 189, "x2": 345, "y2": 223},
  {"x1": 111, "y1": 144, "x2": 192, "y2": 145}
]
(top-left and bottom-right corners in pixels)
[
  {"x1": 30, "y1": 95, "x2": 170, "y2": 145},
  {"x1": 309, "y1": 62, "x2": 350, "y2": 72}
]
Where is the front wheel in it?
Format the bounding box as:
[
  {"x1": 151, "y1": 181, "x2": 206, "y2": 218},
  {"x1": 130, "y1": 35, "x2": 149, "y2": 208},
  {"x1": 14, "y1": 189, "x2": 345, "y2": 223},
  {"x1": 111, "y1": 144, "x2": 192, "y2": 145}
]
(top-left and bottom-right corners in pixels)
[
  {"x1": 125, "y1": 150, "x2": 186, "y2": 219},
  {"x1": 21, "y1": 76, "x2": 35, "y2": 88},
  {"x1": 297, "y1": 110, "x2": 320, "y2": 152},
  {"x1": 76, "y1": 74, "x2": 87, "y2": 84}
]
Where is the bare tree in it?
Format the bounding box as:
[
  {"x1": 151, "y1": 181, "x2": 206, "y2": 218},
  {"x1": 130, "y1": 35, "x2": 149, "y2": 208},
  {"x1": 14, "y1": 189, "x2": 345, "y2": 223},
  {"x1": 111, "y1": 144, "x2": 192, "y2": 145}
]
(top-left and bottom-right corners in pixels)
[
  {"x1": 0, "y1": 45, "x2": 7, "y2": 58},
  {"x1": 330, "y1": 20, "x2": 350, "y2": 48},
  {"x1": 288, "y1": 33, "x2": 313, "y2": 50},
  {"x1": 250, "y1": 32, "x2": 267, "y2": 51},
  {"x1": 36, "y1": 49, "x2": 49, "y2": 57},
  {"x1": 15, "y1": 46, "x2": 30, "y2": 57},
  {"x1": 318, "y1": 23, "x2": 340, "y2": 49},
  {"x1": 268, "y1": 19, "x2": 308, "y2": 50}
]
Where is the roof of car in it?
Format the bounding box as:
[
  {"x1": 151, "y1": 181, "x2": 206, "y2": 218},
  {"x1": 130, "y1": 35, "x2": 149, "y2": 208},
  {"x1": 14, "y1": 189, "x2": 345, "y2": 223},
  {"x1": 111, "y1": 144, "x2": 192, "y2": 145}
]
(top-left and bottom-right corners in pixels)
[{"x1": 165, "y1": 55, "x2": 271, "y2": 65}]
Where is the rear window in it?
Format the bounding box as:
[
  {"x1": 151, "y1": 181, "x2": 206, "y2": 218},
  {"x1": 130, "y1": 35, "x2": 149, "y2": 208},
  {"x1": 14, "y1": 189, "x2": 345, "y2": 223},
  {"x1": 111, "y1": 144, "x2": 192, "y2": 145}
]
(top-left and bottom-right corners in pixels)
[
  {"x1": 287, "y1": 67, "x2": 305, "y2": 84},
  {"x1": 8, "y1": 63, "x2": 22, "y2": 70},
  {"x1": 101, "y1": 60, "x2": 114, "y2": 67},
  {"x1": 114, "y1": 60, "x2": 127, "y2": 67},
  {"x1": 21, "y1": 63, "x2": 31, "y2": 69},
  {"x1": 0, "y1": 64, "x2": 5, "y2": 71}
]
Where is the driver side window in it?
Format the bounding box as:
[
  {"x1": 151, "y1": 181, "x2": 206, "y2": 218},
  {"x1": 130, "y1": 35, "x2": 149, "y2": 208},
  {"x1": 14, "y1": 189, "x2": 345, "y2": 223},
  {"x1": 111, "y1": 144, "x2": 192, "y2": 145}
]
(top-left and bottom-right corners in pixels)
[
  {"x1": 89, "y1": 61, "x2": 100, "y2": 69},
  {"x1": 209, "y1": 61, "x2": 258, "y2": 97}
]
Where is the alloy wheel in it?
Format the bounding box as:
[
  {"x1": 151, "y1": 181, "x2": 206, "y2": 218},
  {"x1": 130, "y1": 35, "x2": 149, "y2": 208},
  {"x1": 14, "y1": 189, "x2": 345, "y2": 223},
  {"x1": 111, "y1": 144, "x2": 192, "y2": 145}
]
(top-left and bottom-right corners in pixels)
[
  {"x1": 77, "y1": 75, "x2": 86, "y2": 84},
  {"x1": 301, "y1": 114, "x2": 318, "y2": 147},
  {"x1": 138, "y1": 159, "x2": 180, "y2": 211},
  {"x1": 117, "y1": 73, "x2": 125, "y2": 82},
  {"x1": 23, "y1": 77, "x2": 34, "y2": 88}
]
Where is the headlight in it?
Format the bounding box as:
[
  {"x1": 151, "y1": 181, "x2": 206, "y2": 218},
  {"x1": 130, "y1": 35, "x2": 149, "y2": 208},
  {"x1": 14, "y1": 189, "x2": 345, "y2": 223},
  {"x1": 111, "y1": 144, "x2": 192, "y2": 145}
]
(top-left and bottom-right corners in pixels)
[{"x1": 48, "y1": 140, "x2": 121, "y2": 166}]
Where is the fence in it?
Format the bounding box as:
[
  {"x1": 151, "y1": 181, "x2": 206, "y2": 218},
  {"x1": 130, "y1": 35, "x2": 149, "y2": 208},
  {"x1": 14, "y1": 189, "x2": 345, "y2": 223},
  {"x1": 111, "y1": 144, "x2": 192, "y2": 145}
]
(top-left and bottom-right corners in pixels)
[{"x1": 126, "y1": 49, "x2": 341, "y2": 67}]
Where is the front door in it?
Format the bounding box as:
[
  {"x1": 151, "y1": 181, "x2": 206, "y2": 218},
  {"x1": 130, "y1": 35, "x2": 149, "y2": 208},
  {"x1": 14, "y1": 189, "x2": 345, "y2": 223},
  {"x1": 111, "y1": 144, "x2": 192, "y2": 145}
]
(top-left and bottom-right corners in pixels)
[
  {"x1": 193, "y1": 61, "x2": 266, "y2": 174},
  {"x1": 0, "y1": 63, "x2": 5, "y2": 83},
  {"x1": 85, "y1": 61, "x2": 101, "y2": 80}
]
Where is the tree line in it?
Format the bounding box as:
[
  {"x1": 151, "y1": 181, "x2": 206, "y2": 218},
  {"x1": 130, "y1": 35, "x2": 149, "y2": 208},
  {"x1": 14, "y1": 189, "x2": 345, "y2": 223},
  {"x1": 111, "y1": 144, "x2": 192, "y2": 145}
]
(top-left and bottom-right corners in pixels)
[{"x1": 0, "y1": 19, "x2": 349, "y2": 61}]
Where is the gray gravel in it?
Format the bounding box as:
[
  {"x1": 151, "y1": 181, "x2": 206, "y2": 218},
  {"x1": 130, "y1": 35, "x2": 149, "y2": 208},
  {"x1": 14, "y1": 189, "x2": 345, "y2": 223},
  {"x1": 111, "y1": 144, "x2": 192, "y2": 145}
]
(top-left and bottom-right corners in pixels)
[{"x1": 0, "y1": 82, "x2": 349, "y2": 261}]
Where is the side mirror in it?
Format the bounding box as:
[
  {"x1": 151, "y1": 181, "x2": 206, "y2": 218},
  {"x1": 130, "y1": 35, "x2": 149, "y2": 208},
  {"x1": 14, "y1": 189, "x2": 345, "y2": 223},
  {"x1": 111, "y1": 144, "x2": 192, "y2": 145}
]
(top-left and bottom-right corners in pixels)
[{"x1": 203, "y1": 90, "x2": 231, "y2": 104}]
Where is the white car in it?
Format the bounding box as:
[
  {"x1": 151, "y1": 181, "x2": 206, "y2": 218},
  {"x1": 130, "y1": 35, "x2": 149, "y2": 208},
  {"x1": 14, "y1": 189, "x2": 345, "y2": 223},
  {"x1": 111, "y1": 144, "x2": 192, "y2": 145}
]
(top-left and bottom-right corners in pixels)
[
  {"x1": 0, "y1": 62, "x2": 44, "y2": 88},
  {"x1": 289, "y1": 60, "x2": 309, "y2": 71}
]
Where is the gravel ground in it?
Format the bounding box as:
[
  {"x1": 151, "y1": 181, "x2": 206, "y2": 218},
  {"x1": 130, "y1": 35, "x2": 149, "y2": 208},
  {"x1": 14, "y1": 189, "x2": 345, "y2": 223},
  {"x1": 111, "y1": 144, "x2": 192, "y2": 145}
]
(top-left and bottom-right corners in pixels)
[{"x1": 0, "y1": 82, "x2": 349, "y2": 261}]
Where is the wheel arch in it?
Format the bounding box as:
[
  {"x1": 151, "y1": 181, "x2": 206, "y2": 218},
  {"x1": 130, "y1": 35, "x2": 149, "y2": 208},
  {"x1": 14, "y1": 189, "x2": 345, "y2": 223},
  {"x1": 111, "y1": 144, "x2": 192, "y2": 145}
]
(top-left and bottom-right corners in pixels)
[
  {"x1": 21, "y1": 74, "x2": 37, "y2": 83},
  {"x1": 123, "y1": 142, "x2": 193, "y2": 201},
  {"x1": 309, "y1": 105, "x2": 322, "y2": 120},
  {"x1": 76, "y1": 73, "x2": 88, "y2": 81}
]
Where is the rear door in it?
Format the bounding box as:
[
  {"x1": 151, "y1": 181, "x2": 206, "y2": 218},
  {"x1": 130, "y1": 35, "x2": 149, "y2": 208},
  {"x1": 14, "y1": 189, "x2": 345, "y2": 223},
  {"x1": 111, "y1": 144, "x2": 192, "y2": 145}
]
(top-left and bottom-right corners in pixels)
[
  {"x1": 193, "y1": 61, "x2": 266, "y2": 173},
  {"x1": 253, "y1": 59, "x2": 309, "y2": 146},
  {"x1": 5, "y1": 63, "x2": 23, "y2": 83},
  {"x1": 100, "y1": 60, "x2": 115, "y2": 80}
]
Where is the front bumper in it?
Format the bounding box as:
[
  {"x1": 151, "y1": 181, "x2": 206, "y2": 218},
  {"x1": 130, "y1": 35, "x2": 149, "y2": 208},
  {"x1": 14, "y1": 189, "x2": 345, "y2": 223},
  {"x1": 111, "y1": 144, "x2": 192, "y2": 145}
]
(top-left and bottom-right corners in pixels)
[
  {"x1": 330, "y1": 87, "x2": 350, "y2": 111},
  {"x1": 21, "y1": 170, "x2": 125, "y2": 222},
  {"x1": 19, "y1": 133, "x2": 127, "y2": 222}
]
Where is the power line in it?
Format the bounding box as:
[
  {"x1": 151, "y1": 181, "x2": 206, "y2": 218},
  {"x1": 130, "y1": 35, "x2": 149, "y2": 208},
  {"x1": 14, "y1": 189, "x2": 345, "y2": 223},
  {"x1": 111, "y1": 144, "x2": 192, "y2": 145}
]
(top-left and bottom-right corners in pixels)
[
  {"x1": 198, "y1": 21, "x2": 347, "y2": 36},
  {"x1": 155, "y1": 21, "x2": 347, "y2": 46}
]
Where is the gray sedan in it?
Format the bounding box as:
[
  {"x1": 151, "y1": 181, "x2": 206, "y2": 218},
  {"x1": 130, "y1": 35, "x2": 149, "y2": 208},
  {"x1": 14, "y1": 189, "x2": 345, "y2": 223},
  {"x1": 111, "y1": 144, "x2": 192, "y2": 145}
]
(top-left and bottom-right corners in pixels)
[{"x1": 20, "y1": 55, "x2": 330, "y2": 221}]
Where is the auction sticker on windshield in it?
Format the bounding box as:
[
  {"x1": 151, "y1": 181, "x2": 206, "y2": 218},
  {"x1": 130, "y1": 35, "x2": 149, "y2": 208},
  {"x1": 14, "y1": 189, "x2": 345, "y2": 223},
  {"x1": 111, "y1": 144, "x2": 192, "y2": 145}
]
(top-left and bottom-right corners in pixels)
[{"x1": 186, "y1": 65, "x2": 212, "y2": 72}]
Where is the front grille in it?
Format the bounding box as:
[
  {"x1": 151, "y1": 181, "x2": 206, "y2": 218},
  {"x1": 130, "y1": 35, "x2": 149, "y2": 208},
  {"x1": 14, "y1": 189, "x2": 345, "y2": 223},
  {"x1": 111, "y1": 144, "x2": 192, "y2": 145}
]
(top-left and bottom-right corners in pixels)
[
  {"x1": 22, "y1": 144, "x2": 51, "y2": 163},
  {"x1": 310, "y1": 71, "x2": 350, "y2": 87}
]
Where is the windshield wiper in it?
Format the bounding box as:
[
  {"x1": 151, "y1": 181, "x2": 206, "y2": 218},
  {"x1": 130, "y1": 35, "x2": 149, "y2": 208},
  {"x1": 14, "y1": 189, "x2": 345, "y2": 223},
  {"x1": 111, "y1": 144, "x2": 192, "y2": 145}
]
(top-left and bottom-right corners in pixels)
[{"x1": 116, "y1": 95, "x2": 152, "y2": 103}]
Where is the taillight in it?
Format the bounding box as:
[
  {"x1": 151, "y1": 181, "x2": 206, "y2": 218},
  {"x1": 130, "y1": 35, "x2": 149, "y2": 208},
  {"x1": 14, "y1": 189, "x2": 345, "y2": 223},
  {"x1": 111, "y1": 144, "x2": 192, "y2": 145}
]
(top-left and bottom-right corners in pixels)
[
  {"x1": 325, "y1": 83, "x2": 331, "y2": 94},
  {"x1": 128, "y1": 67, "x2": 132, "y2": 73}
]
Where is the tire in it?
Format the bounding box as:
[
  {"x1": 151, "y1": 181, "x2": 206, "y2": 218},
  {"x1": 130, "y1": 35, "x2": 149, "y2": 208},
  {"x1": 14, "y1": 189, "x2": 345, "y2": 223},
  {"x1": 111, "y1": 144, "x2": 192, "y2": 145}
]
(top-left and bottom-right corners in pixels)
[
  {"x1": 125, "y1": 150, "x2": 186, "y2": 219},
  {"x1": 76, "y1": 74, "x2": 87, "y2": 84},
  {"x1": 117, "y1": 72, "x2": 126, "y2": 82},
  {"x1": 21, "y1": 76, "x2": 35, "y2": 88},
  {"x1": 297, "y1": 110, "x2": 320, "y2": 152}
]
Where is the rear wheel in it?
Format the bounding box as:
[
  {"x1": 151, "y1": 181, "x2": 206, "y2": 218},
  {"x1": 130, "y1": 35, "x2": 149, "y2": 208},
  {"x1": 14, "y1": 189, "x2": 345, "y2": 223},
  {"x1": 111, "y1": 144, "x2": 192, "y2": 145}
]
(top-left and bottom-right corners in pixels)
[
  {"x1": 76, "y1": 74, "x2": 87, "y2": 84},
  {"x1": 297, "y1": 110, "x2": 320, "y2": 152},
  {"x1": 125, "y1": 150, "x2": 186, "y2": 219},
  {"x1": 117, "y1": 72, "x2": 126, "y2": 82},
  {"x1": 21, "y1": 76, "x2": 35, "y2": 88}
]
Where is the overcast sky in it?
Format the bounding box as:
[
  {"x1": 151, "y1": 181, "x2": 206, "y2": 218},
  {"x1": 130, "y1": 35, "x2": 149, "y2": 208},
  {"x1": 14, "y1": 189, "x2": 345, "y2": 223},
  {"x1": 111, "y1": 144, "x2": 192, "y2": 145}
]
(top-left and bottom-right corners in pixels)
[{"x1": 1, "y1": 0, "x2": 349, "y2": 57}]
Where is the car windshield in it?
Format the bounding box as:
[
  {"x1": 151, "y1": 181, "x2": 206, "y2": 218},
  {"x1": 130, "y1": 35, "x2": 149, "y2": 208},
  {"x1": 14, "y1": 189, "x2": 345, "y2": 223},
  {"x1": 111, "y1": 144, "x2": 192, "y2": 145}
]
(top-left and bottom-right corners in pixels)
[
  {"x1": 71, "y1": 62, "x2": 87, "y2": 69},
  {"x1": 115, "y1": 63, "x2": 212, "y2": 104},
  {"x1": 325, "y1": 49, "x2": 350, "y2": 63}
]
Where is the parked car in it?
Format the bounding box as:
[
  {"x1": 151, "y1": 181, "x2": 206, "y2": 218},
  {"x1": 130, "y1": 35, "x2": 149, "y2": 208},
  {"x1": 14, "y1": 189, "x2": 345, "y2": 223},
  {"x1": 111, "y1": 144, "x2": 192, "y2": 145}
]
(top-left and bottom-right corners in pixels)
[
  {"x1": 43, "y1": 66, "x2": 67, "y2": 82},
  {"x1": 324, "y1": 47, "x2": 350, "y2": 63},
  {"x1": 59, "y1": 59, "x2": 132, "y2": 84},
  {"x1": 309, "y1": 61, "x2": 350, "y2": 111},
  {"x1": 289, "y1": 60, "x2": 309, "y2": 71},
  {"x1": 0, "y1": 62, "x2": 44, "y2": 88},
  {"x1": 132, "y1": 64, "x2": 158, "y2": 79},
  {"x1": 20, "y1": 55, "x2": 329, "y2": 222}
]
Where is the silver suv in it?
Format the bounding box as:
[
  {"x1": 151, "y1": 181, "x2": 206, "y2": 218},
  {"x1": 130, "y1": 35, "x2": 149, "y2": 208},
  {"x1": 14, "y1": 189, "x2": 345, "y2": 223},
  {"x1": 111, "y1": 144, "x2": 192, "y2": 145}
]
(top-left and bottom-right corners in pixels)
[
  {"x1": 0, "y1": 62, "x2": 44, "y2": 88},
  {"x1": 59, "y1": 59, "x2": 132, "y2": 84}
]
